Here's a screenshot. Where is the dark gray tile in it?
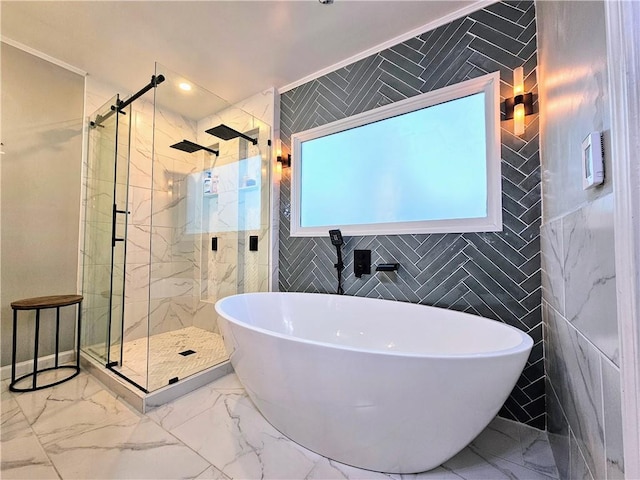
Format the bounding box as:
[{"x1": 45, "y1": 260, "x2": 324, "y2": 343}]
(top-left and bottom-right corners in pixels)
[
  {"x1": 399, "y1": 37, "x2": 424, "y2": 55},
  {"x1": 430, "y1": 49, "x2": 474, "y2": 91},
  {"x1": 518, "y1": 17, "x2": 537, "y2": 44},
  {"x1": 422, "y1": 34, "x2": 474, "y2": 90},
  {"x1": 315, "y1": 83, "x2": 348, "y2": 114},
  {"x1": 279, "y1": 0, "x2": 542, "y2": 429},
  {"x1": 378, "y1": 83, "x2": 406, "y2": 104},
  {"x1": 419, "y1": 16, "x2": 467, "y2": 61},
  {"x1": 520, "y1": 199, "x2": 542, "y2": 225},
  {"x1": 503, "y1": 176, "x2": 528, "y2": 202},
  {"x1": 519, "y1": 167, "x2": 541, "y2": 192},
  {"x1": 470, "y1": 37, "x2": 521, "y2": 69},
  {"x1": 379, "y1": 48, "x2": 424, "y2": 78},
  {"x1": 470, "y1": 21, "x2": 526, "y2": 55},
  {"x1": 521, "y1": 306, "x2": 541, "y2": 330},
  {"x1": 466, "y1": 234, "x2": 527, "y2": 284},
  {"x1": 516, "y1": 2, "x2": 536, "y2": 29},
  {"x1": 469, "y1": 9, "x2": 524, "y2": 39},
  {"x1": 422, "y1": 267, "x2": 468, "y2": 305},
  {"x1": 520, "y1": 36, "x2": 538, "y2": 64}
]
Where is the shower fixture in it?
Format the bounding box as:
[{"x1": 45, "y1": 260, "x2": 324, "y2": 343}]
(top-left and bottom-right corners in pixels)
[
  {"x1": 118, "y1": 74, "x2": 165, "y2": 111},
  {"x1": 170, "y1": 139, "x2": 219, "y2": 156},
  {"x1": 206, "y1": 124, "x2": 258, "y2": 145},
  {"x1": 90, "y1": 74, "x2": 166, "y2": 129},
  {"x1": 329, "y1": 229, "x2": 345, "y2": 295}
]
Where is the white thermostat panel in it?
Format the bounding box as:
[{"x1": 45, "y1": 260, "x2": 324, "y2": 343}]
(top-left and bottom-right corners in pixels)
[{"x1": 582, "y1": 132, "x2": 604, "y2": 190}]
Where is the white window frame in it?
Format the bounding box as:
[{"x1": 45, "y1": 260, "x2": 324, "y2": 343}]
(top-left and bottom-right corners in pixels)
[{"x1": 290, "y1": 72, "x2": 502, "y2": 237}]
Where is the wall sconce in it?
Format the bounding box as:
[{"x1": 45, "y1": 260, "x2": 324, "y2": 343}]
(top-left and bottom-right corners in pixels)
[
  {"x1": 504, "y1": 67, "x2": 533, "y2": 136},
  {"x1": 278, "y1": 153, "x2": 291, "y2": 168},
  {"x1": 276, "y1": 139, "x2": 291, "y2": 168}
]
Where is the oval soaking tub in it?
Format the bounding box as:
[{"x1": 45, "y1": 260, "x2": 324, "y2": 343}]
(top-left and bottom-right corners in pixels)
[{"x1": 215, "y1": 292, "x2": 532, "y2": 474}]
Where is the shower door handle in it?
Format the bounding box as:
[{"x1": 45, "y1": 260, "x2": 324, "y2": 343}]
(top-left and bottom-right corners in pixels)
[{"x1": 111, "y1": 203, "x2": 130, "y2": 247}]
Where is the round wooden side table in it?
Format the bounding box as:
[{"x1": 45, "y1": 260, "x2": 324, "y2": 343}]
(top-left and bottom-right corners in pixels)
[{"x1": 10, "y1": 294, "x2": 83, "y2": 392}]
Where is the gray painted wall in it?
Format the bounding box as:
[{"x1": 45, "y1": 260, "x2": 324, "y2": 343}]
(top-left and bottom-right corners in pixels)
[
  {"x1": 279, "y1": 1, "x2": 543, "y2": 428},
  {"x1": 537, "y1": 1, "x2": 624, "y2": 479},
  {"x1": 1, "y1": 44, "x2": 85, "y2": 366}
]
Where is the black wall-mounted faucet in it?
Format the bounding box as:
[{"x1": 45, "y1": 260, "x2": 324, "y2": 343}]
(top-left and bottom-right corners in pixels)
[{"x1": 376, "y1": 263, "x2": 400, "y2": 272}]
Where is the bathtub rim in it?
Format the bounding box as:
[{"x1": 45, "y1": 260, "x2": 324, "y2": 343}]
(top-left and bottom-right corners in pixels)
[{"x1": 215, "y1": 292, "x2": 533, "y2": 360}]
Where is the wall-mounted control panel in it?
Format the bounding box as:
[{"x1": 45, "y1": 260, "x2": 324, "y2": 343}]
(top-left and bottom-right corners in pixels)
[
  {"x1": 354, "y1": 250, "x2": 371, "y2": 278},
  {"x1": 582, "y1": 132, "x2": 604, "y2": 190},
  {"x1": 249, "y1": 235, "x2": 258, "y2": 251}
]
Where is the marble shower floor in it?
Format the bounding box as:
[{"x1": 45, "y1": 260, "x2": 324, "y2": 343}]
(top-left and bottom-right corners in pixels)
[
  {"x1": 107, "y1": 326, "x2": 228, "y2": 391},
  {"x1": 1, "y1": 371, "x2": 559, "y2": 480}
]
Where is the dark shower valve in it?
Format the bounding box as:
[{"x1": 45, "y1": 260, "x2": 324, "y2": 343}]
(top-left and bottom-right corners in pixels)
[{"x1": 354, "y1": 250, "x2": 371, "y2": 278}]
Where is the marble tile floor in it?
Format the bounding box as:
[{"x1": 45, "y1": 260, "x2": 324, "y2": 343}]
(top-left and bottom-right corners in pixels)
[{"x1": 1, "y1": 371, "x2": 559, "y2": 480}]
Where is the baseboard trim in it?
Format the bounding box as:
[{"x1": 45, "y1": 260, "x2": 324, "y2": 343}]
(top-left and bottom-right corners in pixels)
[{"x1": 1, "y1": 350, "x2": 76, "y2": 381}]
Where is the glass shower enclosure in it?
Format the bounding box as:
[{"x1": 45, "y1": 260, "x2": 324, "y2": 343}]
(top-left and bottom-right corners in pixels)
[{"x1": 81, "y1": 64, "x2": 271, "y2": 393}]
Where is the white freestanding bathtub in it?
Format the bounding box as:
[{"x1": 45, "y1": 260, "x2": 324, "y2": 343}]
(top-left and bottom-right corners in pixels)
[{"x1": 215, "y1": 292, "x2": 533, "y2": 474}]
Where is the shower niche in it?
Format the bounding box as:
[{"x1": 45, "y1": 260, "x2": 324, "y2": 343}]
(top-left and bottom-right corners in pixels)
[{"x1": 81, "y1": 63, "x2": 271, "y2": 399}]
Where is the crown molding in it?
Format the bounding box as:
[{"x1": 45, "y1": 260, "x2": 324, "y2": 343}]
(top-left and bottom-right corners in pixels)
[
  {"x1": 278, "y1": 0, "x2": 496, "y2": 94},
  {"x1": 1, "y1": 36, "x2": 87, "y2": 76}
]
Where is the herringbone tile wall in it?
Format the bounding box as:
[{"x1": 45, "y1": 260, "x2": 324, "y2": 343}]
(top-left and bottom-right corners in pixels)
[{"x1": 279, "y1": 1, "x2": 543, "y2": 429}]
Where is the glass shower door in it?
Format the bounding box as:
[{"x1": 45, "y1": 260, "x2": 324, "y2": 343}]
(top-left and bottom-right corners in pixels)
[
  {"x1": 107, "y1": 102, "x2": 132, "y2": 375},
  {"x1": 81, "y1": 95, "x2": 131, "y2": 371}
]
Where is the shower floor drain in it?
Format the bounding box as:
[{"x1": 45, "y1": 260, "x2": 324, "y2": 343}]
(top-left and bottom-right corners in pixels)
[{"x1": 179, "y1": 349, "x2": 196, "y2": 356}]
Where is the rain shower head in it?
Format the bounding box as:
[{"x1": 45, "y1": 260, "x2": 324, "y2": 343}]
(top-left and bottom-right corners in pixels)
[
  {"x1": 206, "y1": 124, "x2": 258, "y2": 145},
  {"x1": 170, "y1": 140, "x2": 219, "y2": 156}
]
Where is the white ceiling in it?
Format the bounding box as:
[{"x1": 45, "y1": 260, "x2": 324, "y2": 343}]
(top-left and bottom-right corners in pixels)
[{"x1": 2, "y1": 1, "x2": 483, "y2": 105}]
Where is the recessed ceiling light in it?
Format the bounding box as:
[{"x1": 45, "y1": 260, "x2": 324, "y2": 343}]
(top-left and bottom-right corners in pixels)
[{"x1": 179, "y1": 82, "x2": 192, "y2": 91}]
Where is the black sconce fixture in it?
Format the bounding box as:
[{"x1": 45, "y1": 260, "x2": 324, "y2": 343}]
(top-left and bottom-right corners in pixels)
[
  {"x1": 277, "y1": 153, "x2": 291, "y2": 168},
  {"x1": 504, "y1": 67, "x2": 534, "y2": 136},
  {"x1": 276, "y1": 139, "x2": 291, "y2": 168}
]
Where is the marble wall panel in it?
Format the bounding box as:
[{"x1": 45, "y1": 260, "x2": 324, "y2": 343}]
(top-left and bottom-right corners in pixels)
[
  {"x1": 562, "y1": 193, "x2": 618, "y2": 365},
  {"x1": 545, "y1": 299, "x2": 605, "y2": 479},
  {"x1": 122, "y1": 301, "x2": 150, "y2": 344},
  {"x1": 150, "y1": 262, "x2": 196, "y2": 299},
  {"x1": 540, "y1": 219, "x2": 564, "y2": 315},
  {"x1": 151, "y1": 190, "x2": 189, "y2": 230},
  {"x1": 192, "y1": 302, "x2": 217, "y2": 332},
  {"x1": 537, "y1": 1, "x2": 623, "y2": 477},
  {"x1": 126, "y1": 225, "x2": 152, "y2": 265},
  {"x1": 536, "y1": 1, "x2": 612, "y2": 221},
  {"x1": 148, "y1": 296, "x2": 196, "y2": 337},
  {"x1": 129, "y1": 186, "x2": 153, "y2": 227},
  {"x1": 124, "y1": 263, "x2": 151, "y2": 303},
  {"x1": 570, "y1": 430, "x2": 595, "y2": 480},
  {"x1": 546, "y1": 378, "x2": 570, "y2": 480},
  {"x1": 601, "y1": 358, "x2": 624, "y2": 479},
  {"x1": 82, "y1": 221, "x2": 113, "y2": 267},
  {"x1": 84, "y1": 178, "x2": 116, "y2": 225}
]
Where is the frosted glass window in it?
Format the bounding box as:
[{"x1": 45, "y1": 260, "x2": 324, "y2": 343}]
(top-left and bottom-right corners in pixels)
[{"x1": 290, "y1": 73, "x2": 501, "y2": 236}]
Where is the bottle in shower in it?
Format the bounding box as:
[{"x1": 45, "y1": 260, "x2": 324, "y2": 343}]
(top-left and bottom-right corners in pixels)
[{"x1": 204, "y1": 171, "x2": 212, "y2": 195}]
